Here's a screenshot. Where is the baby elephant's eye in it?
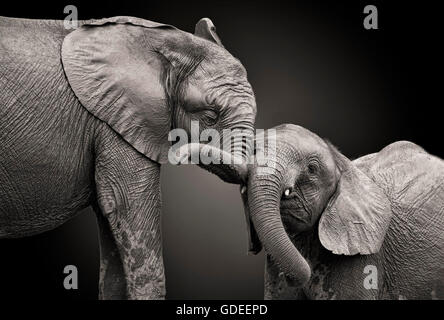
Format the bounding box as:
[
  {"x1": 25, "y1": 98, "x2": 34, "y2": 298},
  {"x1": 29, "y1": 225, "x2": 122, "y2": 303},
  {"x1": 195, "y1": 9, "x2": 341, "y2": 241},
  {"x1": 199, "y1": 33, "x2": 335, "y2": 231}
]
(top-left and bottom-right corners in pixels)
[
  {"x1": 307, "y1": 161, "x2": 320, "y2": 174},
  {"x1": 200, "y1": 109, "x2": 219, "y2": 126}
]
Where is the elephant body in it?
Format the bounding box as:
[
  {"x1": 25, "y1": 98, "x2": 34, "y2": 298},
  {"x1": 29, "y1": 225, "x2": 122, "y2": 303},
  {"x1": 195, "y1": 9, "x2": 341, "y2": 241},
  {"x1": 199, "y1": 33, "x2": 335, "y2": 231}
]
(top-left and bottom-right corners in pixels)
[
  {"x1": 0, "y1": 17, "x2": 164, "y2": 299},
  {"x1": 241, "y1": 125, "x2": 444, "y2": 300},
  {"x1": 0, "y1": 16, "x2": 257, "y2": 299},
  {"x1": 267, "y1": 142, "x2": 444, "y2": 300},
  {"x1": 1, "y1": 17, "x2": 97, "y2": 236}
]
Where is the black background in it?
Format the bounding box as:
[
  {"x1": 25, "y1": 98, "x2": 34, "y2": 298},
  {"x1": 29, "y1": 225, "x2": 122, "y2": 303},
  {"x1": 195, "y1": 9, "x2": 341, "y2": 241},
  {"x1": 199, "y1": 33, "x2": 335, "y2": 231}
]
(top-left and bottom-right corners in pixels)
[{"x1": 0, "y1": 0, "x2": 442, "y2": 299}]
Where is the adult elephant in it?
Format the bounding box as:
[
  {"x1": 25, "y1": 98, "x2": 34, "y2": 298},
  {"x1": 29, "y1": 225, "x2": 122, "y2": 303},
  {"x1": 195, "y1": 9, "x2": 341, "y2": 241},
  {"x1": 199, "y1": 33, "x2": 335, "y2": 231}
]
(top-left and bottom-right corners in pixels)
[
  {"x1": 0, "y1": 16, "x2": 256, "y2": 299},
  {"x1": 239, "y1": 124, "x2": 444, "y2": 299}
]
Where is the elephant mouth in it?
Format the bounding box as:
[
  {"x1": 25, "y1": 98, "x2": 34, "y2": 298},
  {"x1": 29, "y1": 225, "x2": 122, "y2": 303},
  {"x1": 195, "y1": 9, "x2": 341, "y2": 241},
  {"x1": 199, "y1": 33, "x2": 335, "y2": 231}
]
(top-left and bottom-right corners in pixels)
[
  {"x1": 281, "y1": 211, "x2": 311, "y2": 236},
  {"x1": 281, "y1": 196, "x2": 312, "y2": 224},
  {"x1": 280, "y1": 206, "x2": 311, "y2": 223},
  {"x1": 281, "y1": 212, "x2": 307, "y2": 226}
]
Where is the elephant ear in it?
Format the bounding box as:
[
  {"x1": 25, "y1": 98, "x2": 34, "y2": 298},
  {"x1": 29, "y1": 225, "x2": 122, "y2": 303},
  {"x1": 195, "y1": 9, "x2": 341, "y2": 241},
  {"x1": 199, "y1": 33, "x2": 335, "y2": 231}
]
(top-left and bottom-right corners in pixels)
[
  {"x1": 61, "y1": 17, "x2": 175, "y2": 163},
  {"x1": 194, "y1": 18, "x2": 224, "y2": 47},
  {"x1": 318, "y1": 143, "x2": 392, "y2": 255}
]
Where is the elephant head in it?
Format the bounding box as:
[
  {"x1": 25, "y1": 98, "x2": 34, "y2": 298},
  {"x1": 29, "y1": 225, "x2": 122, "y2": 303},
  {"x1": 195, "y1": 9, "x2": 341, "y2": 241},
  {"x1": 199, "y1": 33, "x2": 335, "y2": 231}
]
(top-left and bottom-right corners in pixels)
[
  {"x1": 61, "y1": 16, "x2": 256, "y2": 182},
  {"x1": 240, "y1": 124, "x2": 391, "y2": 286}
]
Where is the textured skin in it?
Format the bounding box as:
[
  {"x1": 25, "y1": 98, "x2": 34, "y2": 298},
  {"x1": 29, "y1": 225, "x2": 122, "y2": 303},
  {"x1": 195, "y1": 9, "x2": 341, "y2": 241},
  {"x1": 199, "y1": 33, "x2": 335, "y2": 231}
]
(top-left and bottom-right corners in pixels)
[
  {"x1": 94, "y1": 126, "x2": 164, "y2": 299},
  {"x1": 0, "y1": 17, "x2": 163, "y2": 299},
  {"x1": 264, "y1": 141, "x2": 444, "y2": 299},
  {"x1": 0, "y1": 17, "x2": 95, "y2": 236},
  {"x1": 0, "y1": 15, "x2": 257, "y2": 299},
  {"x1": 62, "y1": 16, "x2": 256, "y2": 165}
]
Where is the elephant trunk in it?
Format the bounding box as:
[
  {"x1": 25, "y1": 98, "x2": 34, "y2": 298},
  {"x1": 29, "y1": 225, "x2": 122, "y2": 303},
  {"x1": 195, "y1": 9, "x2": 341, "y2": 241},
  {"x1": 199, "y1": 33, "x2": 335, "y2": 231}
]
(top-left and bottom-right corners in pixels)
[
  {"x1": 247, "y1": 168, "x2": 311, "y2": 286},
  {"x1": 172, "y1": 143, "x2": 248, "y2": 184}
]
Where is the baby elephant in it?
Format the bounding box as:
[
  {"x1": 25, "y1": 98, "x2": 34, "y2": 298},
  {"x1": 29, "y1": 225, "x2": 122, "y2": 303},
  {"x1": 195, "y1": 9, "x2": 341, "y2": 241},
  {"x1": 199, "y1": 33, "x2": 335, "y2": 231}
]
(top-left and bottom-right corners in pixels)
[{"x1": 241, "y1": 124, "x2": 444, "y2": 299}]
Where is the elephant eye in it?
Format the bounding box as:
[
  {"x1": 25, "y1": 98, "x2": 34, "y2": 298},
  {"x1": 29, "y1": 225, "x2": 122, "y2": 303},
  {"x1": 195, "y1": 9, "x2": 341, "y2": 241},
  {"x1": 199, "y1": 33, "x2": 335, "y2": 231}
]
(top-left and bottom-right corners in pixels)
[
  {"x1": 200, "y1": 109, "x2": 219, "y2": 126},
  {"x1": 307, "y1": 160, "x2": 320, "y2": 175}
]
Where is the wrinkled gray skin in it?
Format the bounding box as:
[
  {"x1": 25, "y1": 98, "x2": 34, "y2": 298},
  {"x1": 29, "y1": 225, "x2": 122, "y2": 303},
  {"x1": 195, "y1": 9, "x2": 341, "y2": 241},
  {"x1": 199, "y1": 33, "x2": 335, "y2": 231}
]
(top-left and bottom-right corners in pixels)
[
  {"x1": 240, "y1": 124, "x2": 444, "y2": 299},
  {"x1": 0, "y1": 16, "x2": 256, "y2": 299}
]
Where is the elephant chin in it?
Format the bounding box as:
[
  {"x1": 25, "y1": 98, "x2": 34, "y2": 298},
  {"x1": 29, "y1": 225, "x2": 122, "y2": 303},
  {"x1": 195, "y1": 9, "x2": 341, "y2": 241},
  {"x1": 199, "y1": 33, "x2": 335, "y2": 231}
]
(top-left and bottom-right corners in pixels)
[{"x1": 171, "y1": 142, "x2": 248, "y2": 184}]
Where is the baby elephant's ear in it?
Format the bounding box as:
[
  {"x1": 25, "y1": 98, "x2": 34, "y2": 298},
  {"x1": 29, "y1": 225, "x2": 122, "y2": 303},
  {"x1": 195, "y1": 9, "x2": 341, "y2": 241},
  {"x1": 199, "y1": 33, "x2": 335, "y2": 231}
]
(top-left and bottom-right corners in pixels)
[
  {"x1": 62, "y1": 17, "x2": 175, "y2": 164},
  {"x1": 318, "y1": 144, "x2": 392, "y2": 255},
  {"x1": 194, "y1": 18, "x2": 224, "y2": 47}
]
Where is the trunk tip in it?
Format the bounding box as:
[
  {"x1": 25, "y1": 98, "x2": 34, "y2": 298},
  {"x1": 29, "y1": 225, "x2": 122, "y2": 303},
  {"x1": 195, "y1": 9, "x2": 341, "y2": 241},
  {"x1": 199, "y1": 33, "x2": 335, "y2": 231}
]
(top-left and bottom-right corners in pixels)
[{"x1": 285, "y1": 260, "x2": 312, "y2": 287}]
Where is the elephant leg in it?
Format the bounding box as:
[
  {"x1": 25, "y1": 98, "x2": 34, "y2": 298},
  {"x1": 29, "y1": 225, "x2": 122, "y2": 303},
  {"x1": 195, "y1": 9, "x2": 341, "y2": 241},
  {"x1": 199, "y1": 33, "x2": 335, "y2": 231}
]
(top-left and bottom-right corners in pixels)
[
  {"x1": 94, "y1": 206, "x2": 127, "y2": 299},
  {"x1": 93, "y1": 128, "x2": 165, "y2": 300}
]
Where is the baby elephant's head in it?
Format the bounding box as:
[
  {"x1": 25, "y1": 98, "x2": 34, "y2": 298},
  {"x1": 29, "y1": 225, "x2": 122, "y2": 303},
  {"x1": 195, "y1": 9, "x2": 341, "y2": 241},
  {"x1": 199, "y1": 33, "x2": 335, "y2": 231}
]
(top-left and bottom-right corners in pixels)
[{"x1": 240, "y1": 124, "x2": 391, "y2": 287}]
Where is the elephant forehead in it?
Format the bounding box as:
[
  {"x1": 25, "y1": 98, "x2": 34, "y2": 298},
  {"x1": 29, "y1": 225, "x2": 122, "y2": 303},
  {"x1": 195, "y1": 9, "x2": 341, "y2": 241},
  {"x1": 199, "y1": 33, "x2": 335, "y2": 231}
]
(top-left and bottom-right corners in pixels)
[
  {"x1": 198, "y1": 44, "x2": 248, "y2": 79},
  {"x1": 271, "y1": 126, "x2": 327, "y2": 155},
  {"x1": 274, "y1": 124, "x2": 322, "y2": 143}
]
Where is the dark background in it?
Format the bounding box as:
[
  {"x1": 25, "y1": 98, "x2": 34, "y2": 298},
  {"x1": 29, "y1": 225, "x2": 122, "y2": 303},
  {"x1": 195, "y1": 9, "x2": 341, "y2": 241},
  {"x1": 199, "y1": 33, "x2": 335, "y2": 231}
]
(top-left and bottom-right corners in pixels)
[{"x1": 0, "y1": 0, "x2": 442, "y2": 299}]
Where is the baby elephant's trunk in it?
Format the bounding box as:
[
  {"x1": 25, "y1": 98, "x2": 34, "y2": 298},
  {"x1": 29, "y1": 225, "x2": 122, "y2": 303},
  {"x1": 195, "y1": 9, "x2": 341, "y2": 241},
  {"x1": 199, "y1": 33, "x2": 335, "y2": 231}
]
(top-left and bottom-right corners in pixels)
[{"x1": 247, "y1": 169, "x2": 311, "y2": 287}]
